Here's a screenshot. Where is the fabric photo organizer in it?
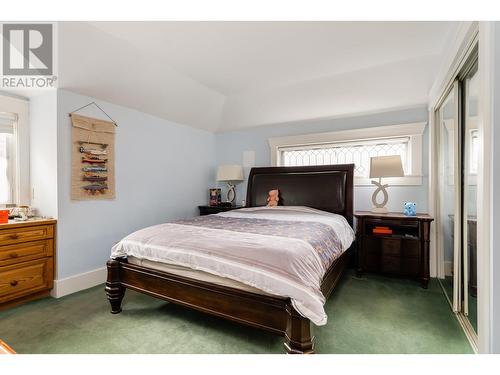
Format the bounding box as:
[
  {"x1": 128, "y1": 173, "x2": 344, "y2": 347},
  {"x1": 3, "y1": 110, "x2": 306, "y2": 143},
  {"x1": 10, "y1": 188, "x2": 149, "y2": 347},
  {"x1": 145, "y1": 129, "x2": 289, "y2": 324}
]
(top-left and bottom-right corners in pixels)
[{"x1": 70, "y1": 113, "x2": 116, "y2": 200}]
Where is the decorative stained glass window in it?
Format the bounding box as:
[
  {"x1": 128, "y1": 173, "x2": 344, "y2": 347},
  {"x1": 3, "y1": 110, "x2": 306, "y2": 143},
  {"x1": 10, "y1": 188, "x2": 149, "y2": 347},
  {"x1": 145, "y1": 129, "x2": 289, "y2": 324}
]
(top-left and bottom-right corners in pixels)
[{"x1": 279, "y1": 137, "x2": 409, "y2": 177}]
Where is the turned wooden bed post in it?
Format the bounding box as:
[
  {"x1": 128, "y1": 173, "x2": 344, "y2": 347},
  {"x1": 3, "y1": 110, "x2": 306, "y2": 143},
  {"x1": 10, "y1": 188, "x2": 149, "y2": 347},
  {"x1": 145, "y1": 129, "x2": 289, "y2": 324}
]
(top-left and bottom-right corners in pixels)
[
  {"x1": 284, "y1": 303, "x2": 315, "y2": 354},
  {"x1": 106, "y1": 259, "x2": 125, "y2": 314}
]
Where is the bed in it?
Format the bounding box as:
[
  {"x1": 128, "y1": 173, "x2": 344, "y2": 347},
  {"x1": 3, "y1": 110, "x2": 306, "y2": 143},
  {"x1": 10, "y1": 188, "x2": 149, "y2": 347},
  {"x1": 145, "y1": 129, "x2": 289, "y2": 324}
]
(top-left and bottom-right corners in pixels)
[{"x1": 106, "y1": 164, "x2": 354, "y2": 354}]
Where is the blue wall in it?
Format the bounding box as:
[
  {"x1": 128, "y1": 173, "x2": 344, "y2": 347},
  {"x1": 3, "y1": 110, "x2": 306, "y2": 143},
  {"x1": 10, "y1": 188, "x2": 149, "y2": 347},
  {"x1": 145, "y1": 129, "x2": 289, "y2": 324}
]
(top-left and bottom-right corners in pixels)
[
  {"x1": 215, "y1": 106, "x2": 429, "y2": 213},
  {"x1": 56, "y1": 90, "x2": 217, "y2": 279},
  {"x1": 53, "y1": 92, "x2": 429, "y2": 280}
]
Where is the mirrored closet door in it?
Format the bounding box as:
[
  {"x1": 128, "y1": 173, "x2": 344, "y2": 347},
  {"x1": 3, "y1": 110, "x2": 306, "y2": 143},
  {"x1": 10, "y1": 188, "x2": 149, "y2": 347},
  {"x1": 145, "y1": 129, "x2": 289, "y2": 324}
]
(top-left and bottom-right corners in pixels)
[
  {"x1": 437, "y1": 83, "x2": 460, "y2": 311},
  {"x1": 462, "y1": 61, "x2": 478, "y2": 333},
  {"x1": 435, "y1": 45, "x2": 479, "y2": 346}
]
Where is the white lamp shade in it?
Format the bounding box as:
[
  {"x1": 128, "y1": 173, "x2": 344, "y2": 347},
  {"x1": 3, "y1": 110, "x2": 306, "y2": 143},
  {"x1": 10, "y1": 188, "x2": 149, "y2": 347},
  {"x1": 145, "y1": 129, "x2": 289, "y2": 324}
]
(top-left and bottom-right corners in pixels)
[
  {"x1": 216, "y1": 165, "x2": 244, "y2": 182},
  {"x1": 369, "y1": 155, "x2": 404, "y2": 178}
]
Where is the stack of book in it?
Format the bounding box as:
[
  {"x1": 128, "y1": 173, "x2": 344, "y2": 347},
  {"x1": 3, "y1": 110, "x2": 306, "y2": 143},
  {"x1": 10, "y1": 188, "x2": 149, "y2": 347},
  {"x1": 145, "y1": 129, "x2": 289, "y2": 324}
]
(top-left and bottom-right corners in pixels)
[{"x1": 372, "y1": 226, "x2": 393, "y2": 235}]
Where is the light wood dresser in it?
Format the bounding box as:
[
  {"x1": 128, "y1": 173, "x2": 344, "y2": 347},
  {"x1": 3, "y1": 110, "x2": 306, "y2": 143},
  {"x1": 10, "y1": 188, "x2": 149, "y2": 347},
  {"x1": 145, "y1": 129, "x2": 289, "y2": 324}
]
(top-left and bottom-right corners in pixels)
[{"x1": 0, "y1": 219, "x2": 56, "y2": 309}]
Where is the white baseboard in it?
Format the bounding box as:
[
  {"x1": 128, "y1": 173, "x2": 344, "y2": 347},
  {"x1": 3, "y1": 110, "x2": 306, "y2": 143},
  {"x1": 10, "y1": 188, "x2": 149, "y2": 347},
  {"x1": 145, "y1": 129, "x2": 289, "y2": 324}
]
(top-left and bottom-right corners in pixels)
[{"x1": 51, "y1": 267, "x2": 107, "y2": 298}]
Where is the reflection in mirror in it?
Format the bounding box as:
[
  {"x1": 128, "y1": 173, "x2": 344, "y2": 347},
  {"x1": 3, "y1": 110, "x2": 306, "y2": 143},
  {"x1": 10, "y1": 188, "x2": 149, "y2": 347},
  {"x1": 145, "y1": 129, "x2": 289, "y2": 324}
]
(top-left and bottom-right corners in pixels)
[
  {"x1": 463, "y1": 65, "x2": 478, "y2": 333},
  {"x1": 438, "y1": 89, "x2": 457, "y2": 307}
]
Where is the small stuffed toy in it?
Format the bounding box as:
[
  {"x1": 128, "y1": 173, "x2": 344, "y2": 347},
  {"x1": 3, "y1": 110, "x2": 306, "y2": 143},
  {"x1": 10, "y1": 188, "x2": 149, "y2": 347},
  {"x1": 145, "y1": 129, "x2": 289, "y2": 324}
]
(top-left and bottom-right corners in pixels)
[
  {"x1": 404, "y1": 202, "x2": 417, "y2": 216},
  {"x1": 267, "y1": 189, "x2": 280, "y2": 207}
]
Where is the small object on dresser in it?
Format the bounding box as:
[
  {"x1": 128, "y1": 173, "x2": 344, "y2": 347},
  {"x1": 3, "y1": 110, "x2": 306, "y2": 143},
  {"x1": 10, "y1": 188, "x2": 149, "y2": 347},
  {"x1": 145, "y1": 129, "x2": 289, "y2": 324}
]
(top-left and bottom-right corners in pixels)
[
  {"x1": 209, "y1": 188, "x2": 222, "y2": 206},
  {"x1": 0, "y1": 210, "x2": 8, "y2": 224},
  {"x1": 404, "y1": 202, "x2": 417, "y2": 216},
  {"x1": 267, "y1": 189, "x2": 279, "y2": 207},
  {"x1": 372, "y1": 226, "x2": 393, "y2": 235},
  {"x1": 16, "y1": 206, "x2": 30, "y2": 221},
  {"x1": 8, "y1": 205, "x2": 34, "y2": 220}
]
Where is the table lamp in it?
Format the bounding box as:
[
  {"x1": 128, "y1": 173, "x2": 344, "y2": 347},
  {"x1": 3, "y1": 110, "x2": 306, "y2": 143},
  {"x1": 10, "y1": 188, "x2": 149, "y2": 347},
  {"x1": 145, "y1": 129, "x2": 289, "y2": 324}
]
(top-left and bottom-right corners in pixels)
[
  {"x1": 216, "y1": 165, "x2": 244, "y2": 205},
  {"x1": 369, "y1": 155, "x2": 404, "y2": 213}
]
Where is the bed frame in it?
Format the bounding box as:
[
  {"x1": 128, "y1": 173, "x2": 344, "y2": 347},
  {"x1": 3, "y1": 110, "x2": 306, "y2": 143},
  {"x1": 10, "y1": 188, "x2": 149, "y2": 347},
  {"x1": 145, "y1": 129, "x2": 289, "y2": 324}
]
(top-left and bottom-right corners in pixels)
[{"x1": 106, "y1": 164, "x2": 354, "y2": 354}]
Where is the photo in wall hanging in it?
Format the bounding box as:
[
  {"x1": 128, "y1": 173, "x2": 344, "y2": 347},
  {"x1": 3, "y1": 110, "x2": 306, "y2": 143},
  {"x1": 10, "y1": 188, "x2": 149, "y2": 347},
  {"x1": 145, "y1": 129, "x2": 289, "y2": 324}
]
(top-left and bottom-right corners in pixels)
[{"x1": 70, "y1": 113, "x2": 116, "y2": 200}]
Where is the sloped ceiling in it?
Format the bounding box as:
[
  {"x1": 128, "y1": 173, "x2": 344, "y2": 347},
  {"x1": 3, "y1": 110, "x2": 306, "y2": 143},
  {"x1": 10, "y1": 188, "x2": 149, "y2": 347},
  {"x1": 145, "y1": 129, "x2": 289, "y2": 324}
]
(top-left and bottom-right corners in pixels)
[{"x1": 58, "y1": 21, "x2": 460, "y2": 132}]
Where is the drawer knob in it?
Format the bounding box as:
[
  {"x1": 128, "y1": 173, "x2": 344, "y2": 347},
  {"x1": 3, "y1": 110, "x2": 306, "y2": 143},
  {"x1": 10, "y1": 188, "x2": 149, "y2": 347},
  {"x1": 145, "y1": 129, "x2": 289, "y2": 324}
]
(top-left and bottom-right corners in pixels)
[
  {"x1": 9, "y1": 234, "x2": 19, "y2": 240},
  {"x1": 10, "y1": 280, "x2": 18, "y2": 287},
  {"x1": 9, "y1": 252, "x2": 18, "y2": 258}
]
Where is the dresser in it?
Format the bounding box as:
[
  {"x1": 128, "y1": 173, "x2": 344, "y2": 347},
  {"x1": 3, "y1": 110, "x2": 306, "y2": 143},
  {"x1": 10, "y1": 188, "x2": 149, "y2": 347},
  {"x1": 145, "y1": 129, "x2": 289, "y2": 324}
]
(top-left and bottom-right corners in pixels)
[
  {"x1": 0, "y1": 219, "x2": 56, "y2": 309},
  {"x1": 198, "y1": 205, "x2": 242, "y2": 216},
  {"x1": 355, "y1": 211, "x2": 433, "y2": 288}
]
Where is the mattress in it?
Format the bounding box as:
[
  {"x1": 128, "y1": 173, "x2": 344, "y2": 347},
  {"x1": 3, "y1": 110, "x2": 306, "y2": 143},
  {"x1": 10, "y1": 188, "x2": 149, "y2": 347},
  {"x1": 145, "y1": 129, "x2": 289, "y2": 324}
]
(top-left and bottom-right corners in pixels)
[
  {"x1": 112, "y1": 206, "x2": 354, "y2": 325},
  {"x1": 127, "y1": 256, "x2": 274, "y2": 296}
]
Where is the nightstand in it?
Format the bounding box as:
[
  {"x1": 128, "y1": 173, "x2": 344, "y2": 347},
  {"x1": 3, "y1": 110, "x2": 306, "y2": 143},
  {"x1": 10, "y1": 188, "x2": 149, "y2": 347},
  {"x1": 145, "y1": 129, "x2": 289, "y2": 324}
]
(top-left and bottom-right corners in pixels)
[
  {"x1": 354, "y1": 211, "x2": 434, "y2": 288},
  {"x1": 198, "y1": 205, "x2": 242, "y2": 216}
]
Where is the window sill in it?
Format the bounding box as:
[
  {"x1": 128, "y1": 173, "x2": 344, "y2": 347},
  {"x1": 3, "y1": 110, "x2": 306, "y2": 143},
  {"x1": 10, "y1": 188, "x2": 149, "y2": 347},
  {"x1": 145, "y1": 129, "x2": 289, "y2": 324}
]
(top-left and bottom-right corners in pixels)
[{"x1": 355, "y1": 176, "x2": 423, "y2": 186}]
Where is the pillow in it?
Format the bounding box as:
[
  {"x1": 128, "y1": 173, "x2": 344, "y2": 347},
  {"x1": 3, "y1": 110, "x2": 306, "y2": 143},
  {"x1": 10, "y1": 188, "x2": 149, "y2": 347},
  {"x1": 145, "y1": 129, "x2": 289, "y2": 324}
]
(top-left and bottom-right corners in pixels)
[{"x1": 266, "y1": 189, "x2": 279, "y2": 207}]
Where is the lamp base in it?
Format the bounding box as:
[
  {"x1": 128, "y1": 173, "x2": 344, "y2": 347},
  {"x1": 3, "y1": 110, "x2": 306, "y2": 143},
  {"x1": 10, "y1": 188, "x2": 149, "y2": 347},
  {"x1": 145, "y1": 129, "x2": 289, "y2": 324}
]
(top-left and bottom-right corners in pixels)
[
  {"x1": 371, "y1": 207, "x2": 388, "y2": 214},
  {"x1": 371, "y1": 179, "x2": 389, "y2": 214},
  {"x1": 226, "y1": 183, "x2": 236, "y2": 204}
]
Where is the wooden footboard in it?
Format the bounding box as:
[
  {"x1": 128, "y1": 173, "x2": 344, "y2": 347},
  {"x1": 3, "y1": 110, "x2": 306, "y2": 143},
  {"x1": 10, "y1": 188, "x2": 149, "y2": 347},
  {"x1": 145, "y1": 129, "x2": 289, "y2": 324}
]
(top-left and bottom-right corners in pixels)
[
  {"x1": 105, "y1": 248, "x2": 351, "y2": 354},
  {"x1": 106, "y1": 165, "x2": 354, "y2": 353}
]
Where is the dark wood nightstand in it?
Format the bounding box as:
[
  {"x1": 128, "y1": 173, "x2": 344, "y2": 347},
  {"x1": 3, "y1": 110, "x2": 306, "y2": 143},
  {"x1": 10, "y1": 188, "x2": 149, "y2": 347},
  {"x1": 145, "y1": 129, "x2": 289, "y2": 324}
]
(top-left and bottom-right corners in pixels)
[
  {"x1": 354, "y1": 211, "x2": 434, "y2": 288},
  {"x1": 198, "y1": 205, "x2": 242, "y2": 216}
]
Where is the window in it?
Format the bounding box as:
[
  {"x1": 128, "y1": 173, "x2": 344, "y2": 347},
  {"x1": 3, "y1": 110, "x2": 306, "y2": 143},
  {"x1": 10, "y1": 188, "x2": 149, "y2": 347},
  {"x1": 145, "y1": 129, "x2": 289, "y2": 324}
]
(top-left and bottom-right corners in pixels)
[
  {"x1": 268, "y1": 122, "x2": 426, "y2": 185},
  {"x1": 0, "y1": 112, "x2": 17, "y2": 204},
  {"x1": 0, "y1": 95, "x2": 29, "y2": 205},
  {"x1": 280, "y1": 137, "x2": 410, "y2": 176}
]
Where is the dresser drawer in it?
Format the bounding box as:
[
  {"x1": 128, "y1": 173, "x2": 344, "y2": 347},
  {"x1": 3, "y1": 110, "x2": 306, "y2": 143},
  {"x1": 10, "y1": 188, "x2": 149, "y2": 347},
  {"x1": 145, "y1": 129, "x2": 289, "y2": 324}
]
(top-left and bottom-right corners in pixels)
[
  {"x1": 0, "y1": 239, "x2": 54, "y2": 267},
  {"x1": 381, "y1": 238, "x2": 401, "y2": 257},
  {"x1": 0, "y1": 225, "x2": 54, "y2": 245},
  {"x1": 0, "y1": 258, "x2": 53, "y2": 303},
  {"x1": 381, "y1": 255, "x2": 401, "y2": 274},
  {"x1": 401, "y1": 257, "x2": 419, "y2": 276},
  {"x1": 401, "y1": 239, "x2": 420, "y2": 258}
]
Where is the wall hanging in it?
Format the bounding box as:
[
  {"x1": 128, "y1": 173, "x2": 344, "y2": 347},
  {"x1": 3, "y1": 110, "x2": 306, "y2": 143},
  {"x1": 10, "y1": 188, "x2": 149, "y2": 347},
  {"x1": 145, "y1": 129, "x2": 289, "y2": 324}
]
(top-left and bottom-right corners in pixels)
[{"x1": 70, "y1": 110, "x2": 116, "y2": 200}]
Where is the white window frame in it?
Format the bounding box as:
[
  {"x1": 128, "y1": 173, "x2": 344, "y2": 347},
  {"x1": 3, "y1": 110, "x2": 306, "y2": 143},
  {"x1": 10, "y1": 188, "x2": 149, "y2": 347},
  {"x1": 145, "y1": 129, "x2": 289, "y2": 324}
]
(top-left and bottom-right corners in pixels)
[
  {"x1": 0, "y1": 112, "x2": 18, "y2": 204},
  {"x1": 268, "y1": 122, "x2": 426, "y2": 186},
  {"x1": 0, "y1": 94, "x2": 30, "y2": 205}
]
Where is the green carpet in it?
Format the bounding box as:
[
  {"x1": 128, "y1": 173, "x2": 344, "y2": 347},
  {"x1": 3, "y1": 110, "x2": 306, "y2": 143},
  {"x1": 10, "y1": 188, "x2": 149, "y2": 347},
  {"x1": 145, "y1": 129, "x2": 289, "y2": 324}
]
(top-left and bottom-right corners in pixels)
[{"x1": 0, "y1": 270, "x2": 472, "y2": 354}]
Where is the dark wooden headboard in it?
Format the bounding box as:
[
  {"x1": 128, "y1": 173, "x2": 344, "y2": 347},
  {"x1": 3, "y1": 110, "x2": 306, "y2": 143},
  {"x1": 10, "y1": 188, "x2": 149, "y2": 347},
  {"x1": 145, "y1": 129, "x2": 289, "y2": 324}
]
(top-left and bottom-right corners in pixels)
[{"x1": 245, "y1": 164, "x2": 354, "y2": 226}]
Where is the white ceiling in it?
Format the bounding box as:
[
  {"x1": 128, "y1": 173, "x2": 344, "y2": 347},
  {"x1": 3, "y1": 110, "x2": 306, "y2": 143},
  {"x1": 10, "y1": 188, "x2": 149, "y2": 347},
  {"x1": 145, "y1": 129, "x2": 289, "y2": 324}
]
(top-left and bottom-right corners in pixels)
[{"x1": 58, "y1": 21, "x2": 460, "y2": 132}]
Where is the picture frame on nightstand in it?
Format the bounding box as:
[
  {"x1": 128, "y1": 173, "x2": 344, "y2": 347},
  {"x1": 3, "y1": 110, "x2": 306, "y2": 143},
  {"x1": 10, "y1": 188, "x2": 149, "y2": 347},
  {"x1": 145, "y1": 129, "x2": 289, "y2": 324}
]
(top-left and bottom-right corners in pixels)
[{"x1": 208, "y1": 188, "x2": 221, "y2": 206}]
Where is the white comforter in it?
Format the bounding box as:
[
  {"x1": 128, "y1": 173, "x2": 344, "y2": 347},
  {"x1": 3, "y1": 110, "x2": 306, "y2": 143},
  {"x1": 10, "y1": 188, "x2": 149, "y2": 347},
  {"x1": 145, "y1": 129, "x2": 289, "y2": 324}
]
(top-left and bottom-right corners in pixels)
[{"x1": 111, "y1": 206, "x2": 354, "y2": 325}]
